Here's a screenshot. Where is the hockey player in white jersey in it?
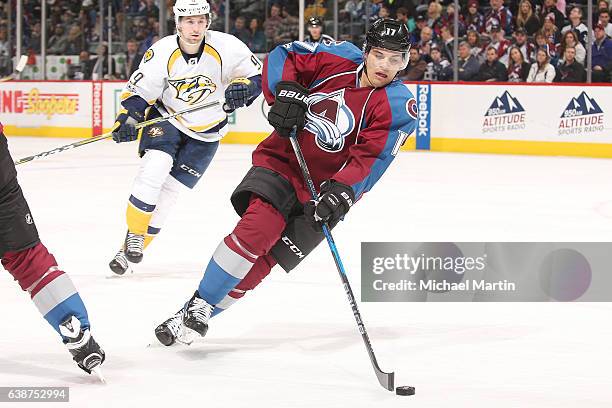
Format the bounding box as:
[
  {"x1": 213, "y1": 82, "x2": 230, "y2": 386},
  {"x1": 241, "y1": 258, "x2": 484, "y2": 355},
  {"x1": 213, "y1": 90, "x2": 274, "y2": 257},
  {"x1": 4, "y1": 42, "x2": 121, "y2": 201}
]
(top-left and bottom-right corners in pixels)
[{"x1": 108, "y1": 0, "x2": 262, "y2": 275}]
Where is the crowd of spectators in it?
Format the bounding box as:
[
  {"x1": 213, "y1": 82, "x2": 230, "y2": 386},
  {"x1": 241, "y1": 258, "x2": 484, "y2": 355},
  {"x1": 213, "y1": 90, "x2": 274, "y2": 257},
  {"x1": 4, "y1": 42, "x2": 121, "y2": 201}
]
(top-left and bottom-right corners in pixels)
[
  {"x1": 388, "y1": 0, "x2": 612, "y2": 82},
  {"x1": 0, "y1": 0, "x2": 165, "y2": 78},
  {"x1": 1, "y1": 0, "x2": 610, "y2": 82}
]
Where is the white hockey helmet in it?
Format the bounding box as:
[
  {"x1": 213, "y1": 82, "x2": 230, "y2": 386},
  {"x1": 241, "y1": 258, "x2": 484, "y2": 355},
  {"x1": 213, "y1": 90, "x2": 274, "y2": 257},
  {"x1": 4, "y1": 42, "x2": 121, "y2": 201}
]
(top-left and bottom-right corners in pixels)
[{"x1": 173, "y1": 0, "x2": 212, "y2": 28}]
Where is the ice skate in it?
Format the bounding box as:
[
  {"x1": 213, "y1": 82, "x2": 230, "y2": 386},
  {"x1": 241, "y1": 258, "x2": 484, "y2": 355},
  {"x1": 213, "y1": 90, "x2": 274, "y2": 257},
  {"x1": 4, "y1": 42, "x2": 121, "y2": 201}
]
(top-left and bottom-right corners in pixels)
[
  {"x1": 60, "y1": 316, "x2": 105, "y2": 381},
  {"x1": 108, "y1": 248, "x2": 132, "y2": 275},
  {"x1": 155, "y1": 310, "x2": 184, "y2": 346},
  {"x1": 182, "y1": 291, "x2": 214, "y2": 343},
  {"x1": 124, "y1": 231, "x2": 145, "y2": 263}
]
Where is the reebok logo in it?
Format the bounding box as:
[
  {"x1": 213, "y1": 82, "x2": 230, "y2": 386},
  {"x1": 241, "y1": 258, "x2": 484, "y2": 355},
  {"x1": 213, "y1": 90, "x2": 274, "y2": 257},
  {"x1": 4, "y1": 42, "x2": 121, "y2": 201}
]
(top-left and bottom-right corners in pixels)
[{"x1": 282, "y1": 236, "x2": 305, "y2": 259}]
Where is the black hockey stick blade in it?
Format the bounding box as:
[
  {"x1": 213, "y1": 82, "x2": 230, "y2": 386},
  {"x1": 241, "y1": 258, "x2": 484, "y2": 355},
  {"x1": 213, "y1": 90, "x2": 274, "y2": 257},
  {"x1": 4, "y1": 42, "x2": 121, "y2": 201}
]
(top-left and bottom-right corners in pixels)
[{"x1": 372, "y1": 357, "x2": 394, "y2": 390}]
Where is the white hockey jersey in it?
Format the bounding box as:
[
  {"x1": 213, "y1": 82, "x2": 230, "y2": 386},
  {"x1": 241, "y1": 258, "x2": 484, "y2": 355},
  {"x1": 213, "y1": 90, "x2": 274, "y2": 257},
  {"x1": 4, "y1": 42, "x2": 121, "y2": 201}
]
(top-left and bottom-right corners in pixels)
[{"x1": 122, "y1": 31, "x2": 262, "y2": 142}]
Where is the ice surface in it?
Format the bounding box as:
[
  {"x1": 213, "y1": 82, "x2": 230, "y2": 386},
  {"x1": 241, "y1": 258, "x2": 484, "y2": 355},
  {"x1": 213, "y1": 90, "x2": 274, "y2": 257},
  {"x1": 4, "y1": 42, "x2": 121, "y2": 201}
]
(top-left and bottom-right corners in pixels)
[{"x1": 1, "y1": 137, "x2": 611, "y2": 407}]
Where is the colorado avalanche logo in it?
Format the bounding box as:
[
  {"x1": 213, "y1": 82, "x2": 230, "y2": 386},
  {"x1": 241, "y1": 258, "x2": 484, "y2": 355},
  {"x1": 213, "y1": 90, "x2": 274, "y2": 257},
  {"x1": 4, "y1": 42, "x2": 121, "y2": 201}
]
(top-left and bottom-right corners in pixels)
[
  {"x1": 406, "y1": 98, "x2": 417, "y2": 119},
  {"x1": 168, "y1": 75, "x2": 216, "y2": 105},
  {"x1": 305, "y1": 89, "x2": 356, "y2": 153}
]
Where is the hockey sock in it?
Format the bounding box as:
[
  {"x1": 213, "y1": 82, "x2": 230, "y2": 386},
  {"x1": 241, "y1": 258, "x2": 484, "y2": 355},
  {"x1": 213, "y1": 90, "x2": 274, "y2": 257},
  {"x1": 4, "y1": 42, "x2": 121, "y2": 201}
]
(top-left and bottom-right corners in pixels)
[
  {"x1": 143, "y1": 176, "x2": 185, "y2": 248},
  {"x1": 198, "y1": 234, "x2": 257, "y2": 305},
  {"x1": 2, "y1": 243, "x2": 90, "y2": 338},
  {"x1": 197, "y1": 197, "x2": 285, "y2": 306},
  {"x1": 126, "y1": 195, "x2": 155, "y2": 235},
  {"x1": 144, "y1": 226, "x2": 159, "y2": 249},
  {"x1": 210, "y1": 254, "x2": 276, "y2": 316},
  {"x1": 210, "y1": 288, "x2": 245, "y2": 317}
]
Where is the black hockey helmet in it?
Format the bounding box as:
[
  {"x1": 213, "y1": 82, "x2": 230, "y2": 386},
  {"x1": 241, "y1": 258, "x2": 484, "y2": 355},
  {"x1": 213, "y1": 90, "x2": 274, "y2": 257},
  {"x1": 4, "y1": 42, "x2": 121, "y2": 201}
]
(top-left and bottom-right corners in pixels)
[
  {"x1": 364, "y1": 18, "x2": 411, "y2": 53},
  {"x1": 308, "y1": 16, "x2": 323, "y2": 27}
]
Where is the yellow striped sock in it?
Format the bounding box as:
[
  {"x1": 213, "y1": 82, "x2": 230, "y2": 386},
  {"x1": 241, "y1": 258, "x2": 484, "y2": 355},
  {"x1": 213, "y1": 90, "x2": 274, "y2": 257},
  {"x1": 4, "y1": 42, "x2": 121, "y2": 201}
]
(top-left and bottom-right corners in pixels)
[{"x1": 126, "y1": 202, "x2": 153, "y2": 235}]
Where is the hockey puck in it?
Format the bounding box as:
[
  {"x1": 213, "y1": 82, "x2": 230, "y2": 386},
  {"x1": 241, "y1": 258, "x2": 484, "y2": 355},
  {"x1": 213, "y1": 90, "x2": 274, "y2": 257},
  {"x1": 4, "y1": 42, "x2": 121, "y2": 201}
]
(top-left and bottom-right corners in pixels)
[{"x1": 396, "y1": 386, "x2": 415, "y2": 396}]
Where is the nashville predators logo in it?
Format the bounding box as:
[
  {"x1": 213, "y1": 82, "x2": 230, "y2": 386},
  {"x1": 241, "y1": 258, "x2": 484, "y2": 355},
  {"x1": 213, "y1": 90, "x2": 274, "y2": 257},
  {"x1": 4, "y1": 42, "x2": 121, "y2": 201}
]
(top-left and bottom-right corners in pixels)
[
  {"x1": 168, "y1": 75, "x2": 216, "y2": 105},
  {"x1": 147, "y1": 126, "x2": 164, "y2": 137}
]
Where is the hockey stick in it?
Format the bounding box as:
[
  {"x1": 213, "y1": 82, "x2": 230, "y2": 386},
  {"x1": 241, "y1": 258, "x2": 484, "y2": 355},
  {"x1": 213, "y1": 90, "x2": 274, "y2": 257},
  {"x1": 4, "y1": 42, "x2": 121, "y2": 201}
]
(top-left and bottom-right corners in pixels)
[
  {"x1": 0, "y1": 55, "x2": 28, "y2": 82},
  {"x1": 14, "y1": 99, "x2": 223, "y2": 165},
  {"x1": 288, "y1": 128, "x2": 395, "y2": 391}
]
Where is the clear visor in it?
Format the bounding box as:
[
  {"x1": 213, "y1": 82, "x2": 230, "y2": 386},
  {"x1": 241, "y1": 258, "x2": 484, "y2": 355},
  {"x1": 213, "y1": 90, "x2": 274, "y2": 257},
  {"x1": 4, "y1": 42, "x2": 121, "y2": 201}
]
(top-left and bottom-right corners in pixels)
[{"x1": 368, "y1": 47, "x2": 410, "y2": 71}]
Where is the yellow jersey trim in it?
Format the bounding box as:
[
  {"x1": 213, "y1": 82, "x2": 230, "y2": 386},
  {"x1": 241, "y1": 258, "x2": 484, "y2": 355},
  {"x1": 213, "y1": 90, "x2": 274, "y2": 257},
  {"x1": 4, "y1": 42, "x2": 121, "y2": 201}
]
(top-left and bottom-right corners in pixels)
[
  {"x1": 167, "y1": 48, "x2": 182, "y2": 75},
  {"x1": 204, "y1": 44, "x2": 222, "y2": 68}
]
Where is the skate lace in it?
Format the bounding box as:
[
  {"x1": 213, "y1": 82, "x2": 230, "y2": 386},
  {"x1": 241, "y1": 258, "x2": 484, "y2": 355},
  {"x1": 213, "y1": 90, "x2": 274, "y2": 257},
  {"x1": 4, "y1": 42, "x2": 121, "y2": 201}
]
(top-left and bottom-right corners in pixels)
[
  {"x1": 165, "y1": 313, "x2": 183, "y2": 336},
  {"x1": 113, "y1": 250, "x2": 129, "y2": 269},
  {"x1": 126, "y1": 233, "x2": 144, "y2": 253},
  {"x1": 187, "y1": 297, "x2": 213, "y2": 324}
]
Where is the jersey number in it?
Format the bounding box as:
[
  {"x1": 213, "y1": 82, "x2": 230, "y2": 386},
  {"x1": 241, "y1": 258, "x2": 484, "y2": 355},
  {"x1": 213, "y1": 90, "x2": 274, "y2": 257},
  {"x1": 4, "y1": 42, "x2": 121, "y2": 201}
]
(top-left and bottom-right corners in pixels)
[
  {"x1": 130, "y1": 72, "x2": 144, "y2": 85},
  {"x1": 250, "y1": 55, "x2": 262, "y2": 71}
]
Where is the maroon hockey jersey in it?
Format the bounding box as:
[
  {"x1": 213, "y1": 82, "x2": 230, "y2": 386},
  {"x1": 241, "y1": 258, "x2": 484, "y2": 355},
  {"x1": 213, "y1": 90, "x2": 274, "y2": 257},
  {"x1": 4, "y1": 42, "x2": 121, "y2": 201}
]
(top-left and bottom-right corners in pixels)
[{"x1": 257, "y1": 40, "x2": 417, "y2": 204}]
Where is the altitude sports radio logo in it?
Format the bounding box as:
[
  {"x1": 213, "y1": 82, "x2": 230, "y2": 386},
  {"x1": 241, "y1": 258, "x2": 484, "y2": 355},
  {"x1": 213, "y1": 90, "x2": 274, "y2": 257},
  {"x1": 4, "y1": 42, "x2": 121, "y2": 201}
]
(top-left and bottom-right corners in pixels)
[
  {"x1": 558, "y1": 92, "x2": 604, "y2": 136},
  {"x1": 482, "y1": 91, "x2": 526, "y2": 133}
]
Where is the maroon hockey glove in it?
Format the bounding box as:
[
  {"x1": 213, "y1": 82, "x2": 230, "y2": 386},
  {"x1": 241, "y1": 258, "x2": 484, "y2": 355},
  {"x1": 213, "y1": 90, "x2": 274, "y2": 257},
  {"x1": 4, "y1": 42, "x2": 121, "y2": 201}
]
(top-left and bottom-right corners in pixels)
[
  {"x1": 304, "y1": 180, "x2": 355, "y2": 231},
  {"x1": 268, "y1": 81, "x2": 309, "y2": 137}
]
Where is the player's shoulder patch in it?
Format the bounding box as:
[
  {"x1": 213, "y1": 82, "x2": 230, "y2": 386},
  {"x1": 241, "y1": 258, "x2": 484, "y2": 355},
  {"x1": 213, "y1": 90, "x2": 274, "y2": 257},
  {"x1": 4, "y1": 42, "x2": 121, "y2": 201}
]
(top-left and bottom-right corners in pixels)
[
  {"x1": 143, "y1": 48, "x2": 154, "y2": 63},
  {"x1": 385, "y1": 81, "x2": 417, "y2": 120},
  {"x1": 406, "y1": 97, "x2": 417, "y2": 120}
]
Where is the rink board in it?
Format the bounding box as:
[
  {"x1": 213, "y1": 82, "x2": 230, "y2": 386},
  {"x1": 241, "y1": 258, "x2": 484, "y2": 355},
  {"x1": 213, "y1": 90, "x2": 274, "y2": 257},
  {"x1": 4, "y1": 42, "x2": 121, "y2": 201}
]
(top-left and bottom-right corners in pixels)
[
  {"x1": 1, "y1": 80, "x2": 610, "y2": 157},
  {"x1": 416, "y1": 82, "x2": 612, "y2": 158}
]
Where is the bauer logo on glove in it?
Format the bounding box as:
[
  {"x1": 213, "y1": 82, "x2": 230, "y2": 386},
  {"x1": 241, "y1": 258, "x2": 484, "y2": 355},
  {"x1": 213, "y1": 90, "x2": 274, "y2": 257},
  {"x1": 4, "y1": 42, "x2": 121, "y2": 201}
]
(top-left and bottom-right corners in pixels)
[{"x1": 268, "y1": 81, "x2": 310, "y2": 137}]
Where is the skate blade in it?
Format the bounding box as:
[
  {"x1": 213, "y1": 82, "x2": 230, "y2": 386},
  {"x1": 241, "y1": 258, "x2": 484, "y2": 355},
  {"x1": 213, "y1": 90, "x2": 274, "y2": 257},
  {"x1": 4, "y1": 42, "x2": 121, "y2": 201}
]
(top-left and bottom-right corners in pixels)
[
  {"x1": 178, "y1": 327, "x2": 201, "y2": 346},
  {"x1": 91, "y1": 366, "x2": 106, "y2": 383},
  {"x1": 105, "y1": 267, "x2": 134, "y2": 279}
]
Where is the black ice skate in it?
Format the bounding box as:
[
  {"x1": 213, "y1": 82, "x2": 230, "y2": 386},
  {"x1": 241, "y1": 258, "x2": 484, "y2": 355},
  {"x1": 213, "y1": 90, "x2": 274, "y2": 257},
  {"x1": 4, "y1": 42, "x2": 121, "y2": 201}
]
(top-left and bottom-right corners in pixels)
[
  {"x1": 59, "y1": 316, "x2": 105, "y2": 381},
  {"x1": 108, "y1": 248, "x2": 131, "y2": 275},
  {"x1": 182, "y1": 291, "x2": 214, "y2": 342},
  {"x1": 124, "y1": 231, "x2": 145, "y2": 263},
  {"x1": 155, "y1": 310, "x2": 184, "y2": 346}
]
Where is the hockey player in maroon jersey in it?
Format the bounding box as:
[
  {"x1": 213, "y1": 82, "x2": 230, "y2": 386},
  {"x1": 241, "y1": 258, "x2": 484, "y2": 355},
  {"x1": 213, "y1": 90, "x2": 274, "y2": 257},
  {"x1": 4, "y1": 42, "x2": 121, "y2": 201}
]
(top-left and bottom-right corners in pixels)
[
  {"x1": 0, "y1": 123, "x2": 105, "y2": 378},
  {"x1": 155, "y1": 19, "x2": 417, "y2": 346}
]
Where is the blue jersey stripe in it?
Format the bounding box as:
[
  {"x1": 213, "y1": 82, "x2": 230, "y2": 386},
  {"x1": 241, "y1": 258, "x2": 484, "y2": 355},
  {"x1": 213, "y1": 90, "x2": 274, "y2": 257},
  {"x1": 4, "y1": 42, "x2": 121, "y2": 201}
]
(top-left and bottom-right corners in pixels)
[
  {"x1": 266, "y1": 41, "x2": 363, "y2": 94},
  {"x1": 351, "y1": 83, "x2": 416, "y2": 198},
  {"x1": 266, "y1": 45, "x2": 291, "y2": 97}
]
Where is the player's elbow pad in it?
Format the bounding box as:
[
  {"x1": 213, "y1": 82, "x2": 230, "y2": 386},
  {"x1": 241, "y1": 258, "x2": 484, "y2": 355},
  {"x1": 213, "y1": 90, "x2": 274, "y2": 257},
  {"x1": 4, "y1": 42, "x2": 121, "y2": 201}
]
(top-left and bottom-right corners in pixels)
[{"x1": 122, "y1": 95, "x2": 149, "y2": 121}]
